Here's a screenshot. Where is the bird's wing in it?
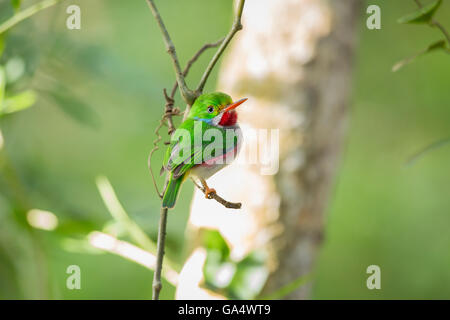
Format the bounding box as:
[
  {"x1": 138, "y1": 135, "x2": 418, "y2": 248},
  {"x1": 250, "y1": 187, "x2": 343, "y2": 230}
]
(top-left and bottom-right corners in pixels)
[
  {"x1": 162, "y1": 119, "x2": 200, "y2": 178},
  {"x1": 162, "y1": 120, "x2": 240, "y2": 178}
]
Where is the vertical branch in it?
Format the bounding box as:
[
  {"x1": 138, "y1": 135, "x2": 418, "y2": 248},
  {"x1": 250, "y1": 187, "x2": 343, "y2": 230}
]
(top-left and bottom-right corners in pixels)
[
  {"x1": 196, "y1": 0, "x2": 246, "y2": 94},
  {"x1": 152, "y1": 207, "x2": 168, "y2": 300},
  {"x1": 145, "y1": 0, "x2": 196, "y2": 105}
]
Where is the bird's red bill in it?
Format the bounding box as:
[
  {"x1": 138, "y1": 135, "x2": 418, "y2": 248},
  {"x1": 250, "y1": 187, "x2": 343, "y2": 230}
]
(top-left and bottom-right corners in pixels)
[{"x1": 224, "y1": 98, "x2": 248, "y2": 113}]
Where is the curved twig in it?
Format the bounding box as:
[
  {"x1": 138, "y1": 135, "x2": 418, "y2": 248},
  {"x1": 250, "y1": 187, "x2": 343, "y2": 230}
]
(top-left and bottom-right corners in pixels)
[
  {"x1": 170, "y1": 38, "x2": 224, "y2": 99},
  {"x1": 191, "y1": 178, "x2": 242, "y2": 210}
]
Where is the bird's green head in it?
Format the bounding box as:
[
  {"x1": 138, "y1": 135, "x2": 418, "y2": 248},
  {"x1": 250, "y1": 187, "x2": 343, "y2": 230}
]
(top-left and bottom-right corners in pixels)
[{"x1": 187, "y1": 92, "x2": 247, "y2": 126}]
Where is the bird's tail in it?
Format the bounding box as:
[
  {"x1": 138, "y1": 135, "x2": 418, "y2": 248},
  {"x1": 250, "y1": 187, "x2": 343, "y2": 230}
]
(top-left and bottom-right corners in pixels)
[{"x1": 162, "y1": 174, "x2": 182, "y2": 209}]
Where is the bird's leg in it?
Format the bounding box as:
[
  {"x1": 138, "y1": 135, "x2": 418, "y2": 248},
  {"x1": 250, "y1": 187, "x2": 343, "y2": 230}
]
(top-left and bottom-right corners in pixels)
[{"x1": 200, "y1": 178, "x2": 216, "y2": 199}]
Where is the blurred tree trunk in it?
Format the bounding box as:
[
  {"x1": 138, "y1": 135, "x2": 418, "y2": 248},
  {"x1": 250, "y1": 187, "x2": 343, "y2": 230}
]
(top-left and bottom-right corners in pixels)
[{"x1": 181, "y1": 0, "x2": 361, "y2": 299}]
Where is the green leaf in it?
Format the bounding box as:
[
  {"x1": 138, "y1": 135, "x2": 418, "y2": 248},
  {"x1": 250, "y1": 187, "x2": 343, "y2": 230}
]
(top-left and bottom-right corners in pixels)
[
  {"x1": 11, "y1": 0, "x2": 22, "y2": 12},
  {"x1": 426, "y1": 39, "x2": 448, "y2": 51},
  {"x1": 202, "y1": 230, "x2": 234, "y2": 291},
  {"x1": 398, "y1": 0, "x2": 442, "y2": 24},
  {"x1": 204, "y1": 250, "x2": 235, "y2": 289},
  {"x1": 203, "y1": 229, "x2": 230, "y2": 260},
  {"x1": 1, "y1": 90, "x2": 36, "y2": 115},
  {"x1": 227, "y1": 251, "x2": 268, "y2": 299},
  {"x1": 392, "y1": 39, "x2": 447, "y2": 72}
]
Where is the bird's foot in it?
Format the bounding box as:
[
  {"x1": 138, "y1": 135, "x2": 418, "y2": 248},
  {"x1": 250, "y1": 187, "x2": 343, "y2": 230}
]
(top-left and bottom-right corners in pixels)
[
  {"x1": 199, "y1": 178, "x2": 216, "y2": 199},
  {"x1": 205, "y1": 187, "x2": 216, "y2": 199}
]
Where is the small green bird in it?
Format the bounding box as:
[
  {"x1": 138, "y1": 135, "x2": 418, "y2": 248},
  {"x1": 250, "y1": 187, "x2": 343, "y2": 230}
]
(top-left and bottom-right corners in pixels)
[{"x1": 161, "y1": 92, "x2": 247, "y2": 209}]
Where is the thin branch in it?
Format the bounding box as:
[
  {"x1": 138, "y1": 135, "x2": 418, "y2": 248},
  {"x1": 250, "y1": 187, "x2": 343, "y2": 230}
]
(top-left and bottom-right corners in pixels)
[
  {"x1": 152, "y1": 207, "x2": 168, "y2": 300},
  {"x1": 0, "y1": 0, "x2": 62, "y2": 35},
  {"x1": 96, "y1": 176, "x2": 157, "y2": 252},
  {"x1": 145, "y1": 0, "x2": 196, "y2": 105},
  {"x1": 147, "y1": 120, "x2": 165, "y2": 199},
  {"x1": 431, "y1": 20, "x2": 450, "y2": 45},
  {"x1": 170, "y1": 38, "x2": 224, "y2": 98},
  {"x1": 191, "y1": 178, "x2": 242, "y2": 210},
  {"x1": 146, "y1": 91, "x2": 180, "y2": 200},
  {"x1": 405, "y1": 137, "x2": 450, "y2": 166},
  {"x1": 414, "y1": 0, "x2": 450, "y2": 45},
  {"x1": 196, "y1": 0, "x2": 246, "y2": 94}
]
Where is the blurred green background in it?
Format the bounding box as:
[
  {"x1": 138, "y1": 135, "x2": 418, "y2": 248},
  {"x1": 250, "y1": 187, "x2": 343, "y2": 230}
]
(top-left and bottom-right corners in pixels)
[{"x1": 0, "y1": 0, "x2": 449, "y2": 299}]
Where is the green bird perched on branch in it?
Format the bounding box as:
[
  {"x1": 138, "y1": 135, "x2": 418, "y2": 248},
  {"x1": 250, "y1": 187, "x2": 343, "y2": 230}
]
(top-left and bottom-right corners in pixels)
[{"x1": 161, "y1": 92, "x2": 247, "y2": 209}]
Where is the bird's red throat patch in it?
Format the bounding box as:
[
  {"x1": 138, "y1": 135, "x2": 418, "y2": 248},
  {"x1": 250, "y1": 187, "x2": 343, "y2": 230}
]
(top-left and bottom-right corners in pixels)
[{"x1": 218, "y1": 111, "x2": 238, "y2": 127}]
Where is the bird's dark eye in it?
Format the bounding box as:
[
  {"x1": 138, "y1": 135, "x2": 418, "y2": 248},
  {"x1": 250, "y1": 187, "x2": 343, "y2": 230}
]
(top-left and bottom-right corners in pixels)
[{"x1": 207, "y1": 106, "x2": 214, "y2": 113}]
